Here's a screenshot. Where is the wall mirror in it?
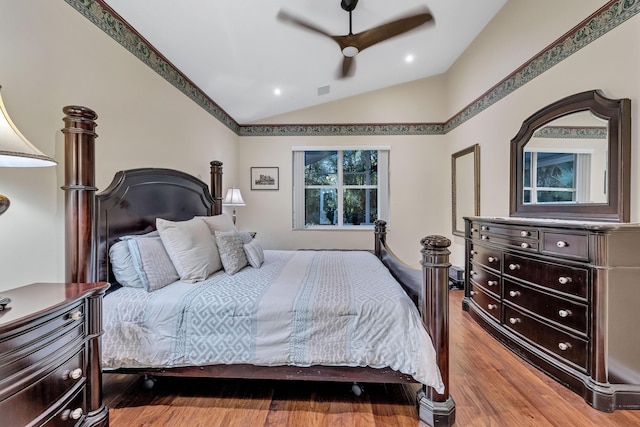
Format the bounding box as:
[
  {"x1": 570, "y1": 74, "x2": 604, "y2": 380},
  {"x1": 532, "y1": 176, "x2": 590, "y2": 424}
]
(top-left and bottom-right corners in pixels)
[
  {"x1": 452, "y1": 144, "x2": 480, "y2": 236},
  {"x1": 510, "y1": 90, "x2": 631, "y2": 222}
]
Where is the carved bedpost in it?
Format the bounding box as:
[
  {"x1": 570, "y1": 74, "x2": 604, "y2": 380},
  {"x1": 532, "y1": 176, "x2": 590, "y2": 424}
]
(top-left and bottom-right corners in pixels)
[
  {"x1": 374, "y1": 219, "x2": 387, "y2": 259},
  {"x1": 61, "y1": 106, "x2": 98, "y2": 283},
  {"x1": 418, "y1": 235, "x2": 455, "y2": 427},
  {"x1": 210, "y1": 160, "x2": 223, "y2": 215}
]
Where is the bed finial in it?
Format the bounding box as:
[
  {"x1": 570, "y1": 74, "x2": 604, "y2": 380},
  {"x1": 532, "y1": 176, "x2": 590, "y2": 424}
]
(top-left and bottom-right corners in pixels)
[
  {"x1": 374, "y1": 219, "x2": 387, "y2": 258},
  {"x1": 210, "y1": 160, "x2": 223, "y2": 215},
  {"x1": 62, "y1": 105, "x2": 99, "y2": 283},
  {"x1": 418, "y1": 235, "x2": 455, "y2": 426}
]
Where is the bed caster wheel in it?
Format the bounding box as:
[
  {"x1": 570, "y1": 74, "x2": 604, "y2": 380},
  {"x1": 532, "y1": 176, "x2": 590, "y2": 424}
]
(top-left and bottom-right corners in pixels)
[
  {"x1": 351, "y1": 382, "x2": 364, "y2": 397},
  {"x1": 142, "y1": 375, "x2": 156, "y2": 390}
]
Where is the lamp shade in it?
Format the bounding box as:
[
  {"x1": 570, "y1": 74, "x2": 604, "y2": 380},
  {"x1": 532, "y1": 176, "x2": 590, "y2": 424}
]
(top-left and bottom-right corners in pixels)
[
  {"x1": 222, "y1": 188, "x2": 246, "y2": 206},
  {"x1": 0, "y1": 86, "x2": 57, "y2": 167}
]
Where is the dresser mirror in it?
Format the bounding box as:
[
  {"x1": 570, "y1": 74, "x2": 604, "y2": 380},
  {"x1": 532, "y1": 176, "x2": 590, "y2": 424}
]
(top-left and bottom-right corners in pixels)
[
  {"x1": 510, "y1": 90, "x2": 631, "y2": 222},
  {"x1": 452, "y1": 144, "x2": 480, "y2": 236}
]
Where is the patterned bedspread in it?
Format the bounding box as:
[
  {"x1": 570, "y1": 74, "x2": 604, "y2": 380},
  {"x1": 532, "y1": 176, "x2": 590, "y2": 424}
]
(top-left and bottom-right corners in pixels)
[{"x1": 102, "y1": 250, "x2": 444, "y2": 392}]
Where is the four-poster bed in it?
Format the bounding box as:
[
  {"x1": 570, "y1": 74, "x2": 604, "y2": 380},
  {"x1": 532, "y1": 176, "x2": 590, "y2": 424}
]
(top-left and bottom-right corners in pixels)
[{"x1": 61, "y1": 105, "x2": 455, "y2": 426}]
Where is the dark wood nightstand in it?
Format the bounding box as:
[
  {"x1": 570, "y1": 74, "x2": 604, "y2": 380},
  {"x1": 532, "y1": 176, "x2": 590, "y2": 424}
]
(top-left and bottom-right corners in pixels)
[{"x1": 0, "y1": 282, "x2": 109, "y2": 427}]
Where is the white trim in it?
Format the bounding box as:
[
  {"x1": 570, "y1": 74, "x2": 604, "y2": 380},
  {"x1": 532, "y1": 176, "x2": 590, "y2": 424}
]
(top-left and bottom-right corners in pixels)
[{"x1": 292, "y1": 146, "x2": 391, "y2": 151}]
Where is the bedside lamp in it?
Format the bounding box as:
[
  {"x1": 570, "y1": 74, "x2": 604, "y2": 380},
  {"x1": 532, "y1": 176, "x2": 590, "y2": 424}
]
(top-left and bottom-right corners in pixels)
[
  {"x1": 0, "y1": 85, "x2": 57, "y2": 215},
  {"x1": 222, "y1": 187, "x2": 246, "y2": 225}
]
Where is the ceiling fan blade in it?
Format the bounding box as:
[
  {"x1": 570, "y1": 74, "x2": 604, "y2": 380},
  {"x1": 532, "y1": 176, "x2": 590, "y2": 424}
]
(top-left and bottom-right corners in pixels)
[
  {"x1": 277, "y1": 10, "x2": 334, "y2": 39},
  {"x1": 351, "y1": 9, "x2": 434, "y2": 52},
  {"x1": 338, "y1": 56, "x2": 356, "y2": 79}
]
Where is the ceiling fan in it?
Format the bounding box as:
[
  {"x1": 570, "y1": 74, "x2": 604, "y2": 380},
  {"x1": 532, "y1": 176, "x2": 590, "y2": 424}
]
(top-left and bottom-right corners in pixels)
[{"x1": 278, "y1": 0, "x2": 434, "y2": 78}]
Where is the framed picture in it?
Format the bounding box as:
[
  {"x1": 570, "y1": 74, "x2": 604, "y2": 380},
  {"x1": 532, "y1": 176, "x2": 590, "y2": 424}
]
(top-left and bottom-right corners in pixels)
[{"x1": 251, "y1": 167, "x2": 279, "y2": 190}]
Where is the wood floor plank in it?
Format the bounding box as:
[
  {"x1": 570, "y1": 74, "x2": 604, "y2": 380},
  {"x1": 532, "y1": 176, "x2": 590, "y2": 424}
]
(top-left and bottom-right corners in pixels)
[{"x1": 103, "y1": 291, "x2": 640, "y2": 426}]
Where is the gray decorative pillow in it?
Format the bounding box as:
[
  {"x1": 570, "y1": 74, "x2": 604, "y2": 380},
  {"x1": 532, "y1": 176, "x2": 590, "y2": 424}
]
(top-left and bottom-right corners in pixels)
[
  {"x1": 214, "y1": 231, "x2": 248, "y2": 275},
  {"x1": 127, "y1": 236, "x2": 179, "y2": 292},
  {"x1": 243, "y1": 239, "x2": 264, "y2": 269}
]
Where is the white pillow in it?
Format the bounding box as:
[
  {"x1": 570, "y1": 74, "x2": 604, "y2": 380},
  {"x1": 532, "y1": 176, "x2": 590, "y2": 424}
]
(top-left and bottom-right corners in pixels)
[
  {"x1": 243, "y1": 239, "x2": 264, "y2": 269},
  {"x1": 156, "y1": 217, "x2": 222, "y2": 282},
  {"x1": 198, "y1": 214, "x2": 237, "y2": 234},
  {"x1": 214, "y1": 230, "x2": 248, "y2": 275},
  {"x1": 109, "y1": 240, "x2": 144, "y2": 288}
]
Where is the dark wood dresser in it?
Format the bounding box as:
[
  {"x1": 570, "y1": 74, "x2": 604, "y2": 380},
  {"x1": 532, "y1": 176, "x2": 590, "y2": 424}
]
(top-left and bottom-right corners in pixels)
[
  {"x1": 0, "y1": 282, "x2": 109, "y2": 426},
  {"x1": 463, "y1": 217, "x2": 640, "y2": 411}
]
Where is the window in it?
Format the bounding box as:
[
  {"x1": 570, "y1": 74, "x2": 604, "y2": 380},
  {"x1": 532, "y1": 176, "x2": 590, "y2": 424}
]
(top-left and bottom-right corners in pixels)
[
  {"x1": 293, "y1": 148, "x2": 389, "y2": 229},
  {"x1": 523, "y1": 150, "x2": 592, "y2": 204}
]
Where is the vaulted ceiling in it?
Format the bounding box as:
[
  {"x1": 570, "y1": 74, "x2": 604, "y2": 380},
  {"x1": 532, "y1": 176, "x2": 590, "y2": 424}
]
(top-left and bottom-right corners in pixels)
[{"x1": 102, "y1": 0, "x2": 507, "y2": 124}]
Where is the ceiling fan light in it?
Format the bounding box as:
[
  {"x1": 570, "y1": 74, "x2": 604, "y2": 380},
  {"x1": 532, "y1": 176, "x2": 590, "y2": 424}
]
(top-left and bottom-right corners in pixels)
[{"x1": 342, "y1": 46, "x2": 359, "y2": 57}]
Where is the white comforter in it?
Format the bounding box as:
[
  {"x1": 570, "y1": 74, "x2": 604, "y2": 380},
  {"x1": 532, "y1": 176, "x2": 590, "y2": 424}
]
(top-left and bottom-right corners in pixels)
[{"x1": 102, "y1": 250, "x2": 444, "y2": 392}]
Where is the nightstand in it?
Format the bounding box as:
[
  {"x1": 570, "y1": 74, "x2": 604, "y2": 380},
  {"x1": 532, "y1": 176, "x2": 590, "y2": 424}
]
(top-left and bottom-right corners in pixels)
[{"x1": 0, "y1": 282, "x2": 109, "y2": 427}]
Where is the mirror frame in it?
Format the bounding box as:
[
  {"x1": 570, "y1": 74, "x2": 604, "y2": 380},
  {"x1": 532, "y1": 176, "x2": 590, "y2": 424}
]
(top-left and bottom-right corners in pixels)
[
  {"x1": 510, "y1": 90, "x2": 631, "y2": 222},
  {"x1": 452, "y1": 144, "x2": 480, "y2": 236}
]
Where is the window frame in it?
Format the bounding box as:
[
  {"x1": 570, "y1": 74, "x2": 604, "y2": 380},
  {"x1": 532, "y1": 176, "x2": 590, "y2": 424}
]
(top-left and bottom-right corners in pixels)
[{"x1": 292, "y1": 147, "x2": 390, "y2": 230}]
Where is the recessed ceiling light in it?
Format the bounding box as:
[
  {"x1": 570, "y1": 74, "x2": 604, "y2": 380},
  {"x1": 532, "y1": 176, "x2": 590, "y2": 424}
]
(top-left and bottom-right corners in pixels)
[
  {"x1": 405, "y1": 54, "x2": 415, "y2": 63},
  {"x1": 274, "y1": 88, "x2": 281, "y2": 96}
]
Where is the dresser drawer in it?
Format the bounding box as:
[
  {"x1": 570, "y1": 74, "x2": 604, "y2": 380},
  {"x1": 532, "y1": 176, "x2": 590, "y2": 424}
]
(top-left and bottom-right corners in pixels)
[
  {"x1": 0, "y1": 348, "x2": 85, "y2": 427},
  {"x1": 470, "y1": 285, "x2": 501, "y2": 322},
  {"x1": 504, "y1": 305, "x2": 588, "y2": 370},
  {"x1": 478, "y1": 234, "x2": 539, "y2": 252},
  {"x1": 44, "y1": 384, "x2": 86, "y2": 427},
  {"x1": 503, "y1": 253, "x2": 588, "y2": 299},
  {"x1": 542, "y1": 231, "x2": 589, "y2": 260},
  {"x1": 503, "y1": 279, "x2": 588, "y2": 335},
  {"x1": 469, "y1": 266, "x2": 501, "y2": 297},
  {"x1": 470, "y1": 243, "x2": 501, "y2": 271},
  {"x1": 478, "y1": 223, "x2": 539, "y2": 240}
]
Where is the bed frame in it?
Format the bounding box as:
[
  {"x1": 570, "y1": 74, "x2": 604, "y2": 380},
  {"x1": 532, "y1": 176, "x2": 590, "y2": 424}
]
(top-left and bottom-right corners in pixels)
[{"x1": 61, "y1": 105, "x2": 455, "y2": 426}]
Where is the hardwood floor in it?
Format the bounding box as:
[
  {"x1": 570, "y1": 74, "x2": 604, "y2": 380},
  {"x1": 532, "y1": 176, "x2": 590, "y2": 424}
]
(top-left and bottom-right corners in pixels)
[{"x1": 103, "y1": 290, "x2": 640, "y2": 426}]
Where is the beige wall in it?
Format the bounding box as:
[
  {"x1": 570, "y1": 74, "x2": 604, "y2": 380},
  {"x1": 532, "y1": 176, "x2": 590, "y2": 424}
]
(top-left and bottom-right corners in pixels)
[
  {"x1": 1, "y1": 0, "x2": 638, "y2": 290},
  {"x1": 0, "y1": 1, "x2": 238, "y2": 291}
]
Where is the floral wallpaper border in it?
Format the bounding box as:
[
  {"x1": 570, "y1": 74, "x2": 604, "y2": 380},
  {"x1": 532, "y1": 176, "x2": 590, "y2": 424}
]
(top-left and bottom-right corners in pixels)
[{"x1": 64, "y1": 0, "x2": 639, "y2": 137}]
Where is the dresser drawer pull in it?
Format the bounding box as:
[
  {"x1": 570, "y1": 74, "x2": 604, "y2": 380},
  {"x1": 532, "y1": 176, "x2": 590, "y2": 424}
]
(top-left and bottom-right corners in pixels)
[
  {"x1": 556, "y1": 240, "x2": 569, "y2": 248},
  {"x1": 558, "y1": 310, "x2": 572, "y2": 318},
  {"x1": 63, "y1": 368, "x2": 83, "y2": 380},
  {"x1": 509, "y1": 290, "x2": 520, "y2": 297},
  {"x1": 68, "y1": 311, "x2": 83, "y2": 321},
  {"x1": 487, "y1": 280, "x2": 498, "y2": 287},
  {"x1": 558, "y1": 276, "x2": 572, "y2": 285},
  {"x1": 470, "y1": 290, "x2": 477, "y2": 296},
  {"x1": 508, "y1": 317, "x2": 521, "y2": 325},
  {"x1": 487, "y1": 304, "x2": 498, "y2": 310},
  {"x1": 487, "y1": 256, "x2": 497, "y2": 263},
  {"x1": 558, "y1": 342, "x2": 572, "y2": 351},
  {"x1": 520, "y1": 231, "x2": 530, "y2": 237},
  {"x1": 520, "y1": 242, "x2": 530, "y2": 249},
  {"x1": 481, "y1": 225, "x2": 488, "y2": 231},
  {"x1": 61, "y1": 408, "x2": 84, "y2": 421},
  {"x1": 470, "y1": 250, "x2": 477, "y2": 256},
  {"x1": 508, "y1": 264, "x2": 520, "y2": 271},
  {"x1": 469, "y1": 270, "x2": 476, "y2": 277},
  {"x1": 482, "y1": 235, "x2": 489, "y2": 240}
]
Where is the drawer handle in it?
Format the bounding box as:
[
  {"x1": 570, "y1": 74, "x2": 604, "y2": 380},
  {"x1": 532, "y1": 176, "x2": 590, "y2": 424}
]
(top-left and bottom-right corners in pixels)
[
  {"x1": 558, "y1": 276, "x2": 572, "y2": 285},
  {"x1": 509, "y1": 290, "x2": 520, "y2": 297},
  {"x1": 470, "y1": 270, "x2": 476, "y2": 277},
  {"x1": 487, "y1": 304, "x2": 498, "y2": 310},
  {"x1": 68, "y1": 311, "x2": 83, "y2": 321},
  {"x1": 61, "y1": 408, "x2": 84, "y2": 421},
  {"x1": 508, "y1": 317, "x2": 521, "y2": 325},
  {"x1": 508, "y1": 264, "x2": 520, "y2": 271},
  {"x1": 556, "y1": 241, "x2": 569, "y2": 248},
  {"x1": 470, "y1": 290, "x2": 477, "y2": 296},
  {"x1": 482, "y1": 235, "x2": 489, "y2": 240},
  {"x1": 520, "y1": 242, "x2": 530, "y2": 249},
  {"x1": 481, "y1": 225, "x2": 488, "y2": 231},
  {"x1": 63, "y1": 368, "x2": 83, "y2": 380},
  {"x1": 487, "y1": 280, "x2": 498, "y2": 286},
  {"x1": 558, "y1": 310, "x2": 572, "y2": 318},
  {"x1": 558, "y1": 342, "x2": 572, "y2": 351},
  {"x1": 470, "y1": 250, "x2": 477, "y2": 256},
  {"x1": 487, "y1": 256, "x2": 497, "y2": 263},
  {"x1": 520, "y1": 231, "x2": 530, "y2": 237}
]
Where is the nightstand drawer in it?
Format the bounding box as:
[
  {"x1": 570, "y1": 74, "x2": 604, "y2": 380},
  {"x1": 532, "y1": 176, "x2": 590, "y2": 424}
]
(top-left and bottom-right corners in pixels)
[
  {"x1": 0, "y1": 348, "x2": 85, "y2": 427},
  {"x1": 43, "y1": 384, "x2": 86, "y2": 427}
]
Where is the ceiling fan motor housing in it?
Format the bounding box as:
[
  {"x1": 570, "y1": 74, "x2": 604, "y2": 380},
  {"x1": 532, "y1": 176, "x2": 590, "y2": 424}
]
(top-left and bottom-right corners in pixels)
[{"x1": 341, "y1": 0, "x2": 359, "y2": 12}]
